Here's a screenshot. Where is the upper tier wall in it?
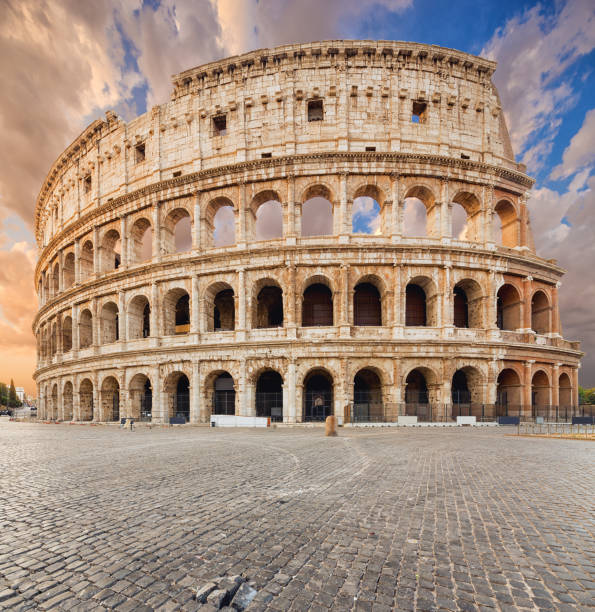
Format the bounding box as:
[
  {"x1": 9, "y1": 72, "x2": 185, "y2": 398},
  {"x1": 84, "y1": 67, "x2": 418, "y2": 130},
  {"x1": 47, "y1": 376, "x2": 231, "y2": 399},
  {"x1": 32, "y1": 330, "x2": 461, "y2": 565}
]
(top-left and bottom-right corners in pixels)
[{"x1": 35, "y1": 40, "x2": 522, "y2": 247}]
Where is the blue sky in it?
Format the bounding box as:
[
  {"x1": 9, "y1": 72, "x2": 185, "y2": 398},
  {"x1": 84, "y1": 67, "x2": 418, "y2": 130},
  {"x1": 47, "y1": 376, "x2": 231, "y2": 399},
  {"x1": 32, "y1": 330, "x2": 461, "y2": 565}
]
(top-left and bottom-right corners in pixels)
[{"x1": 0, "y1": 0, "x2": 593, "y2": 391}]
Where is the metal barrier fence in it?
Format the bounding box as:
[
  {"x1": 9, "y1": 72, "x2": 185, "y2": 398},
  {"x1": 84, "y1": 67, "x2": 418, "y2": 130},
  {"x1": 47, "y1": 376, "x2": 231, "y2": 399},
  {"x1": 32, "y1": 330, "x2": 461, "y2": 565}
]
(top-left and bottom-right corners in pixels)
[{"x1": 348, "y1": 403, "x2": 595, "y2": 424}]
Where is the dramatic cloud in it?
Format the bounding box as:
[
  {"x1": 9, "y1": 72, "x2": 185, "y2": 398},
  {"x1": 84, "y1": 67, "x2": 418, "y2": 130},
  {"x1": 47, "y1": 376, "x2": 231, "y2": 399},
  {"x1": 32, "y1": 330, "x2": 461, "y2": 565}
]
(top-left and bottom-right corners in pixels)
[
  {"x1": 482, "y1": 0, "x2": 595, "y2": 171},
  {"x1": 550, "y1": 108, "x2": 595, "y2": 180},
  {"x1": 352, "y1": 197, "x2": 381, "y2": 235}
]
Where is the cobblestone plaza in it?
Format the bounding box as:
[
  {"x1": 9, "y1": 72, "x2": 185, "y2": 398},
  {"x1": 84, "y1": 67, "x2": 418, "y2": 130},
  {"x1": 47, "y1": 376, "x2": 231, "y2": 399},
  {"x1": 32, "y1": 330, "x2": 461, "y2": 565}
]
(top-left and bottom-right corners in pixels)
[{"x1": 1, "y1": 424, "x2": 593, "y2": 610}]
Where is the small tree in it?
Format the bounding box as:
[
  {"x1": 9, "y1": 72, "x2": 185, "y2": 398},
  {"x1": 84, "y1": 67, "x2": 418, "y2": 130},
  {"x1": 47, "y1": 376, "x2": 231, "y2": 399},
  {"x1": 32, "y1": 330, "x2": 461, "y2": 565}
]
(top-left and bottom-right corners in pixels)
[
  {"x1": 8, "y1": 379, "x2": 21, "y2": 408},
  {"x1": 0, "y1": 382, "x2": 7, "y2": 407}
]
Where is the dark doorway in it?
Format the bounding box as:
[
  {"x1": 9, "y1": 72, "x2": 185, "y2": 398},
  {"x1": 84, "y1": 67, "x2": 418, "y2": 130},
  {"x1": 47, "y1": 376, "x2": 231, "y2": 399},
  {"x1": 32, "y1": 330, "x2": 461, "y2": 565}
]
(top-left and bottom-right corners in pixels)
[
  {"x1": 303, "y1": 370, "x2": 333, "y2": 422},
  {"x1": 214, "y1": 289, "x2": 235, "y2": 330},
  {"x1": 175, "y1": 294, "x2": 190, "y2": 334},
  {"x1": 354, "y1": 283, "x2": 381, "y2": 326},
  {"x1": 213, "y1": 373, "x2": 235, "y2": 415},
  {"x1": 302, "y1": 284, "x2": 333, "y2": 326},
  {"x1": 405, "y1": 369, "x2": 429, "y2": 418},
  {"x1": 255, "y1": 371, "x2": 283, "y2": 421},
  {"x1": 143, "y1": 302, "x2": 151, "y2": 337},
  {"x1": 453, "y1": 286, "x2": 469, "y2": 328},
  {"x1": 174, "y1": 375, "x2": 190, "y2": 421},
  {"x1": 451, "y1": 370, "x2": 471, "y2": 406},
  {"x1": 255, "y1": 286, "x2": 283, "y2": 328},
  {"x1": 353, "y1": 369, "x2": 383, "y2": 422},
  {"x1": 141, "y1": 379, "x2": 152, "y2": 421},
  {"x1": 406, "y1": 284, "x2": 426, "y2": 326}
]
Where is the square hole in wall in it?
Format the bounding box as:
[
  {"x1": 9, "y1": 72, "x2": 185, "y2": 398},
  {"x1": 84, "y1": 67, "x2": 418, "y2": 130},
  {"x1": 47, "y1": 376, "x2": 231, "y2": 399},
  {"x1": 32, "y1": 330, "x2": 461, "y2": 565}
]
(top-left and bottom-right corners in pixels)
[
  {"x1": 365, "y1": 146, "x2": 376, "y2": 152},
  {"x1": 412, "y1": 101, "x2": 427, "y2": 123},
  {"x1": 307, "y1": 99, "x2": 324, "y2": 122},
  {"x1": 212, "y1": 114, "x2": 227, "y2": 136},
  {"x1": 261, "y1": 152, "x2": 272, "y2": 159},
  {"x1": 84, "y1": 174, "x2": 92, "y2": 194},
  {"x1": 135, "y1": 143, "x2": 145, "y2": 163},
  {"x1": 173, "y1": 170, "x2": 182, "y2": 177}
]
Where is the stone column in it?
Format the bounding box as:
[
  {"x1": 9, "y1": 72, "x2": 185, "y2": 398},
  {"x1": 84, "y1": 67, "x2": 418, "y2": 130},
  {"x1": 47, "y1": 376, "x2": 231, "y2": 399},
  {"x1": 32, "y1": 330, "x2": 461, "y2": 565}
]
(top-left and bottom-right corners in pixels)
[
  {"x1": 73, "y1": 385, "x2": 81, "y2": 421},
  {"x1": 191, "y1": 275, "x2": 200, "y2": 338},
  {"x1": 119, "y1": 216, "x2": 127, "y2": 268},
  {"x1": 285, "y1": 174, "x2": 296, "y2": 244},
  {"x1": 551, "y1": 282, "x2": 561, "y2": 335},
  {"x1": 522, "y1": 276, "x2": 533, "y2": 332},
  {"x1": 93, "y1": 226, "x2": 100, "y2": 276},
  {"x1": 152, "y1": 366, "x2": 162, "y2": 424},
  {"x1": 92, "y1": 297, "x2": 99, "y2": 347},
  {"x1": 390, "y1": 173, "x2": 401, "y2": 242},
  {"x1": 152, "y1": 203, "x2": 161, "y2": 262},
  {"x1": 118, "y1": 290, "x2": 126, "y2": 343},
  {"x1": 150, "y1": 282, "x2": 159, "y2": 342},
  {"x1": 441, "y1": 265, "x2": 453, "y2": 330},
  {"x1": 192, "y1": 191, "x2": 201, "y2": 251},
  {"x1": 74, "y1": 239, "x2": 81, "y2": 284},
  {"x1": 339, "y1": 264, "x2": 350, "y2": 336},
  {"x1": 191, "y1": 360, "x2": 200, "y2": 423},
  {"x1": 571, "y1": 367, "x2": 579, "y2": 407},
  {"x1": 58, "y1": 251, "x2": 64, "y2": 293},
  {"x1": 487, "y1": 271, "x2": 498, "y2": 330},
  {"x1": 287, "y1": 360, "x2": 296, "y2": 423},
  {"x1": 238, "y1": 359, "x2": 247, "y2": 416},
  {"x1": 552, "y1": 363, "x2": 560, "y2": 409},
  {"x1": 237, "y1": 267, "x2": 246, "y2": 340},
  {"x1": 338, "y1": 172, "x2": 349, "y2": 242},
  {"x1": 238, "y1": 181, "x2": 247, "y2": 247},
  {"x1": 57, "y1": 381, "x2": 63, "y2": 421},
  {"x1": 523, "y1": 361, "x2": 534, "y2": 417},
  {"x1": 72, "y1": 304, "x2": 79, "y2": 352},
  {"x1": 286, "y1": 263, "x2": 297, "y2": 338}
]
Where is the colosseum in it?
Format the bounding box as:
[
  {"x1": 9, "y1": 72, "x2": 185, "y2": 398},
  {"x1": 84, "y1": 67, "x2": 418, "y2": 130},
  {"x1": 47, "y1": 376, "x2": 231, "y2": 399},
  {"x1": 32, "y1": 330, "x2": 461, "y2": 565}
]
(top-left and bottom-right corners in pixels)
[{"x1": 33, "y1": 40, "x2": 582, "y2": 425}]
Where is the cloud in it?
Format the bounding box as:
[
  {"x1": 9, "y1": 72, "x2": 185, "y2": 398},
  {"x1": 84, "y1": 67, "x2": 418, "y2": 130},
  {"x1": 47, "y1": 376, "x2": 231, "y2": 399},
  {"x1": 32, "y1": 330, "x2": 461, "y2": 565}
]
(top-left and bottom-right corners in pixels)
[
  {"x1": 482, "y1": 0, "x2": 595, "y2": 171},
  {"x1": 550, "y1": 108, "x2": 595, "y2": 179},
  {"x1": 352, "y1": 197, "x2": 381, "y2": 234}
]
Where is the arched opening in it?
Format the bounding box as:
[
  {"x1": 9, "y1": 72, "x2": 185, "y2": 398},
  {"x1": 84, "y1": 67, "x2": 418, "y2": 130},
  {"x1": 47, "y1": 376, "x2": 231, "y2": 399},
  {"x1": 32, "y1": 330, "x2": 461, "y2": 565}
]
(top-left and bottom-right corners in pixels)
[
  {"x1": 214, "y1": 289, "x2": 235, "y2": 331},
  {"x1": 451, "y1": 203, "x2": 468, "y2": 240},
  {"x1": 406, "y1": 284, "x2": 426, "y2": 326},
  {"x1": 130, "y1": 218, "x2": 152, "y2": 263},
  {"x1": 496, "y1": 369, "x2": 522, "y2": 414},
  {"x1": 128, "y1": 295, "x2": 151, "y2": 340},
  {"x1": 451, "y1": 369, "x2": 470, "y2": 408},
  {"x1": 559, "y1": 373, "x2": 572, "y2": 411},
  {"x1": 532, "y1": 371, "x2": 550, "y2": 417},
  {"x1": 496, "y1": 284, "x2": 521, "y2": 330},
  {"x1": 163, "y1": 289, "x2": 190, "y2": 336},
  {"x1": 531, "y1": 290, "x2": 550, "y2": 334},
  {"x1": 79, "y1": 378, "x2": 94, "y2": 421},
  {"x1": 354, "y1": 283, "x2": 382, "y2": 326},
  {"x1": 62, "y1": 316, "x2": 72, "y2": 352},
  {"x1": 352, "y1": 196, "x2": 381, "y2": 235},
  {"x1": 128, "y1": 374, "x2": 152, "y2": 421},
  {"x1": 100, "y1": 229, "x2": 121, "y2": 273},
  {"x1": 79, "y1": 309, "x2": 93, "y2": 349},
  {"x1": 100, "y1": 301, "x2": 119, "y2": 344},
  {"x1": 163, "y1": 208, "x2": 192, "y2": 254},
  {"x1": 213, "y1": 372, "x2": 235, "y2": 415},
  {"x1": 451, "y1": 192, "x2": 481, "y2": 242},
  {"x1": 52, "y1": 262, "x2": 59, "y2": 295},
  {"x1": 454, "y1": 279, "x2": 483, "y2": 328},
  {"x1": 302, "y1": 282, "x2": 333, "y2": 327},
  {"x1": 494, "y1": 200, "x2": 518, "y2": 247},
  {"x1": 254, "y1": 285, "x2": 283, "y2": 328},
  {"x1": 303, "y1": 369, "x2": 333, "y2": 422},
  {"x1": 405, "y1": 369, "x2": 429, "y2": 415},
  {"x1": 255, "y1": 370, "x2": 283, "y2": 422},
  {"x1": 302, "y1": 196, "x2": 333, "y2": 237},
  {"x1": 80, "y1": 240, "x2": 94, "y2": 281},
  {"x1": 63, "y1": 253, "x2": 75, "y2": 289},
  {"x1": 63, "y1": 381, "x2": 73, "y2": 421},
  {"x1": 353, "y1": 368, "x2": 383, "y2": 422},
  {"x1": 101, "y1": 376, "x2": 120, "y2": 422},
  {"x1": 453, "y1": 286, "x2": 468, "y2": 328},
  {"x1": 164, "y1": 372, "x2": 190, "y2": 422},
  {"x1": 212, "y1": 205, "x2": 235, "y2": 247},
  {"x1": 50, "y1": 384, "x2": 58, "y2": 420},
  {"x1": 403, "y1": 185, "x2": 434, "y2": 236},
  {"x1": 50, "y1": 322, "x2": 57, "y2": 356},
  {"x1": 252, "y1": 196, "x2": 283, "y2": 240}
]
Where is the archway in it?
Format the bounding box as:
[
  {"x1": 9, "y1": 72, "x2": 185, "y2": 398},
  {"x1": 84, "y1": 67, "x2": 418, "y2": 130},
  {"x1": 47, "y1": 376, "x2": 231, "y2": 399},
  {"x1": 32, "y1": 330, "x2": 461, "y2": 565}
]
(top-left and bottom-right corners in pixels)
[
  {"x1": 496, "y1": 369, "x2": 522, "y2": 416},
  {"x1": 303, "y1": 369, "x2": 333, "y2": 422},
  {"x1": 353, "y1": 368, "x2": 383, "y2": 422},
  {"x1": 79, "y1": 378, "x2": 94, "y2": 421},
  {"x1": 451, "y1": 192, "x2": 481, "y2": 242},
  {"x1": 50, "y1": 384, "x2": 58, "y2": 420},
  {"x1": 352, "y1": 196, "x2": 381, "y2": 235},
  {"x1": 163, "y1": 208, "x2": 192, "y2": 254},
  {"x1": 494, "y1": 200, "x2": 518, "y2": 247},
  {"x1": 252, "y1": 196, "x2": 283, "y2": 240},
  {"x1": 404, "y1": 369, "x2": 431, "y2": 419},
  {"x1": 354, "y1": 283, "x2": 381, "y2": 326},
  {"x1": 79, "y1": 309, "x2": 93, "y2": 348},
  {"x1": 214, "y1": 289, "x2": 235, "y2": 331},
  {"x1": 302, "y1": 283, "x2": 333, "y2": 327},
  {"x1": 451, "y1": 203, "x2": 468, "y2": 240},
  {"x1": 100, "y1": 229, "x2": 121, "y2": 273},
  {"x1": 100, "y1": 302, "x2": 119, "y2": 344},
  {"x1": 63, "y1": 253, "x2": 75, "y2": 289},
  {"x1": 559, "y1": 373, "x2": 572, "y2": 419},
  {"x1": 532, "y1": 371, "x2": 550, "y2": 418},
  {"x1": 255, "y1": 370, "x2": 283, "y2": 422},
  {"x1": 164, "y1": 372, "x2": 190, "y2": 422},
  {"x1": 254, "y1": 285, "x2": 283, "y2": 328},
  {"x1": 63, "y1": 381, "x2": 73, "y2": 421},
  {"x1": 302, "y1": 195, "x2": 333, "y2": 237},
  {"x1": 130, "y1": 218, "x2": 152, "y2": 263},
  {"x1": 129, "y1": 374, "x2": 152, "y2": 421},
  {"x1": 52, "y1": 262, "x2": 59, "y2": 295},
  {"x1": 101, "y1": 376, "x2": 120, "y2": 422},
  {"x1": 497, "y1": 284, "x2": 521, "y2": 330},
  {"x1": 405, "y1": 284, "x2": 426, "y2": 326},
  {"x1": 213, "y1": 372, "x2": 235, "y2": 415},
  {"x1": 531, "y1": 291, "x2": 550, "y2": 334},
  {"x1": 128, "y1": 295, "x2": 151, "y2": 339},
  {"x1": 454, "y1": 279, "x2": 483, "y2": 328},
  {"x1": 163, "y1": 288, "x2": 190, "y2": 336},
  {"x1": 402, "y1": 197, "x2": 428, "y2": 236},
  {"x1": 80, "y1": 240, "x2": 94, "y2": 281},
  {"x1": 62, "y1": 316, "x2": 72, "y2": 352}
]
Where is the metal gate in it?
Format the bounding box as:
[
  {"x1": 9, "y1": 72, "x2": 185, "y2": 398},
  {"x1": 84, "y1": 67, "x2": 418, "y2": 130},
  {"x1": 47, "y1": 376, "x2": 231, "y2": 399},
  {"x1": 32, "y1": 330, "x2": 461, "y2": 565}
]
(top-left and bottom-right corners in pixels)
[
  {"x1": 213, "y1": 390, "x2": 235, "y2": 415},
  {"x1": 304, "y1": 391, "x2": 332, "y2": 422},
  {"x1": 140, "y1": 392, "x2": 152, "y2": 422},
  {"x1": 112, "y1": 392, "x2": 120, "y2": 422},
  {"x1": 255, "y1": 392, "x2": 283, "y2": 422},
  {"x1": 174, "y1": 391, "x2": 190, "y2": 421}
]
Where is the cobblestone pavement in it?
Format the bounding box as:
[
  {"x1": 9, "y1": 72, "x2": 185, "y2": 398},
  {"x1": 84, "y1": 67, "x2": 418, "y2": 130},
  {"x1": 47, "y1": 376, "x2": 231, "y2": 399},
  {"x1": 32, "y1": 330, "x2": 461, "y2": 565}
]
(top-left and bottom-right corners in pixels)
[{"x1": 0, "y1": 424, "x2": 593, "y2": 611}]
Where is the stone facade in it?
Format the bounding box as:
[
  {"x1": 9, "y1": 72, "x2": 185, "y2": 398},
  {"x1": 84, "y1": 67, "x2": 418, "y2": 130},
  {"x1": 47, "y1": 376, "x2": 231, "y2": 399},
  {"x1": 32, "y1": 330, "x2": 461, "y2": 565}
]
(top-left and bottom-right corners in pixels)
[{"x1": 32, "y1": 40, "x2": 582, "y2": 424}]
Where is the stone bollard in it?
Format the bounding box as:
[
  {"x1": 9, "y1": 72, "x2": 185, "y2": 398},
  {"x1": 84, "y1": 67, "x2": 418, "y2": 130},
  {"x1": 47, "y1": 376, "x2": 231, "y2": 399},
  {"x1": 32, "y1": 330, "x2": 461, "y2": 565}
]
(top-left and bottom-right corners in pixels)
[{"x1": 325, "y1": 415, "x2": 337, "y2": 436}]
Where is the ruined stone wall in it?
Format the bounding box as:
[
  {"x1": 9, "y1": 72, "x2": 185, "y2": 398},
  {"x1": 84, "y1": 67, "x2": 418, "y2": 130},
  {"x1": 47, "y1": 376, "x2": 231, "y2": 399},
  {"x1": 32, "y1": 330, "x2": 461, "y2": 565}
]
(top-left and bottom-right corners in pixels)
[{"x1": 33, "y1": 41, "x2": 582, "y2": 423}]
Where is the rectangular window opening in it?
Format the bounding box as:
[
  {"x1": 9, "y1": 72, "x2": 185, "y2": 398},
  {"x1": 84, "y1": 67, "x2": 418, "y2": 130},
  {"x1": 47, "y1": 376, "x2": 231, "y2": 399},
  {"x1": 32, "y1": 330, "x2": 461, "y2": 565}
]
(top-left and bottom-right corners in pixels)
[
  {"x1": 412, "y1": 101, "x2": 427, "y2": 124},
  {"x1": 173, "y1": 170, "x2": 182, "y2": 177},
  {"x1": 261, "y1": 152, "x2": 272, "y2": 159},
  {"x1": 84, "y1": 175, "x2": 92, "y2": 194},
  {"x1": 308, "y1": 99, "x2": 324, "y2": 122},
  {"x1": 365, "y1": 146, "x2": 376, "y2": 152},
  {"x1": 460, "y1": 153, "x2": 470, "y2": 160},
  {"x1": 135, "y1": 143, "x2": 146, "y2": 163},
  {"x1": 212, "y1": 114, "x2": 227, "y2": 136}
]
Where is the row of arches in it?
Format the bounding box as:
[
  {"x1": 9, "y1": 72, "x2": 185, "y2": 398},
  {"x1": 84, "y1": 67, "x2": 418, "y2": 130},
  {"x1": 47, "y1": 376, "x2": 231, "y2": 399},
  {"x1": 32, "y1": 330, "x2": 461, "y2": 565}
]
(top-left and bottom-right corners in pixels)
[
  {"x1": 39, "y1": 279, "x2": 554, "y2": 358},
  {"x1": 40, "y1": 366, "x2": 575, "y2": 423},
  {"x1": 39, "y1": 183, "x2": 523, "y2": 302}
]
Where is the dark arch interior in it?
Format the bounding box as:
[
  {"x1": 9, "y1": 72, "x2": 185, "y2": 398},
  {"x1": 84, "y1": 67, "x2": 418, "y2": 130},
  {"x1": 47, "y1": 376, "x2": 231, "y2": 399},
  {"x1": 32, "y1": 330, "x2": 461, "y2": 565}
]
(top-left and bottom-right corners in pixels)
[
  {"x1": 405, "y1": 370, "x2": 428, "y2": 406},
  {"x1": 353, "y1": 369, "x2": 383, "y2": 422},
  {"x1": 143, "y1": 302, "x2": 151, "y2": 337},
  {"x1": 213, "y1": 372, "x2": 235, "y2": 415},
  {"x1": 354, "y1": 283, "x2": 381, "y2": 326},
  {"x1": 497, "y1": 284, "x2": 520, "y2": 330},
  {"x1": 174, "y1": 374, "x2": 190, "y2": 421},
  {"x1": 302, "y1": 283, "x2": 333, "y2": 327},
  {"x1": 406, "y1": 284, "x2": 426, "y2": 326},
  {"x1": 304, "y1": 371, "x2": 333, "y2": 422},
  {"x1": 453, "y1": 286, "x2": 469, "y2": 328},
  {"x1": 256, "y1": 370, "x2": 283, "y2": 421},
  {"x1": 256, "y1": 286, "x2": 283, "y2": 328},
  {"x1": 451, "y1": 370, "x2": 470, "y2": 405},
  {"x1": 214, "y1": 289, "x2": 235, "y2": 331},
  {"x1": 141, "y1": 378, "x2": 152, "y2": 421},
  {"x1": 175, "y1": 294, "x2": 190, "y2": 333}
]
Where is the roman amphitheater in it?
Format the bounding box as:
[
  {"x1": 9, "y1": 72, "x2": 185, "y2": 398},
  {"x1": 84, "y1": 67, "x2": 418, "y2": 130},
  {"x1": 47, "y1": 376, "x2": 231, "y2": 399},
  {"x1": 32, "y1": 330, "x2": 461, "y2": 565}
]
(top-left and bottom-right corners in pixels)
[{"x1": 33, "y1": 40, "x2": 582, "y2": 425}]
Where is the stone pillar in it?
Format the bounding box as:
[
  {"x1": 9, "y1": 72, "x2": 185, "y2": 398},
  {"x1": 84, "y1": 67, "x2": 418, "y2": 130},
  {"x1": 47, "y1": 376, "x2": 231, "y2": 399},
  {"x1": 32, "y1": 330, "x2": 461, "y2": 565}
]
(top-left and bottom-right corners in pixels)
[
  {"x1": 487, "y1": 359, "x2": 499, "y2": 406},
  {"x1": 522, "y1": 276, "x2": 533, "y2": 331},
  {"x1": 118, "y1": 290, "x2": 126, "y2": 343},
  {"x1": 57, "y1": 381, "x2": 63, "y2": 421},
  {"x1": 286, "y1": 174, "x2": 296, "y2": 244},
  {"x1": 191, "y1": 360, "x2": 200, "y2": 423},
  {"x1": 72, "y1": 304, "x2": 79, "y2": 352},
  {"x1": 287, "y1": 360, "x2": 296, "y2": 423},
  {"x1": 119, "y1": 216, "x2": 127, "y2": 269},
  {"x1": 487, "y1": 271, "x2": 498, "y2": 330},
  {"x1": 191, "y1": 275, "x2": 200, "y2": 337},
  {"x1": 551, "y1": 282, "x2": 561, "y2": 335},
  {"x1": 390, "y1": 173, "x2": 401, "y2": 242},
  {"x1": 441, "y1": 265, "x2": 453, "y2": 329},
  {"x1": 150, "y1": 282, "x2": 159, "y2": 342},
  {"x1": 339, "y1": 264, "x2": 350, "y2": 336},
  {"x1": 552, "y1": 363, "x2": 560, "y2": 409},
  {"x1": 74, "y1": 239, "x2": 81, "y2": 285},
  {"x1": 73, "y1": 385, "x2": 81, "y2": 421},
  {"x1": 192, "y1": 192, "x2": 201, "y2": 251},
  {"x1": 571, "y1": 367, "x2": 579, "y2": 407},
  {"x1": 152, "y1": 366, "x2": 162, "y2": 424},
  {"x1": 238, "y1": 181, "x2": 247, "y2": 247},
  {"x1": 238, "y1": 359, "x2": 247, "y2": 416},
  {"x1": 237, "y1": 267, "x2": 246, "y2": 339},
  {"x1": 58, "y1": 251, "x2": 64, "y2": 293},
  {"x1": 92, "y1": 297, "x2": 99, "y2": 347},
  {"x1": 338, "y1": 172, "x2": 349, "y2": 242},
  {"x1": 523, "y1": 361, "x2": 534, "y2": 416},
  {"x1": 93, "y1": 227, "x2": 100, "y2": 276},
  {"x1": 152, "y1": 203, "x2": 161, "y2": 262}
]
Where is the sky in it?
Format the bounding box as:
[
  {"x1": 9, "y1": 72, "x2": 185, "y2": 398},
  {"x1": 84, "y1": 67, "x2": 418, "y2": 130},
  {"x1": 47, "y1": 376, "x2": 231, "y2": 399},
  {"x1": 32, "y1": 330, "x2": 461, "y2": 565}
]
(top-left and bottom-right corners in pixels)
[{"x1": 0, "y1": 0, "x2": 593, "y2": 395}]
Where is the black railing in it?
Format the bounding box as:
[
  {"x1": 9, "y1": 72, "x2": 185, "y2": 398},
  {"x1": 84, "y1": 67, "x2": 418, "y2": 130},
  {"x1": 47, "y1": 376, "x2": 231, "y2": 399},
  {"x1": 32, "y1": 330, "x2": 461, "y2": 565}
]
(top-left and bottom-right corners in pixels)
[
  {"x1": 304, "y1": 391, "x2": 333, "y2": 422},
  {"x1": 212, "y1": 391, "x2": 235, "y2": 415},
  {"x1": 255, "y1": 392, "x2": 283, "y2": 422}
]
